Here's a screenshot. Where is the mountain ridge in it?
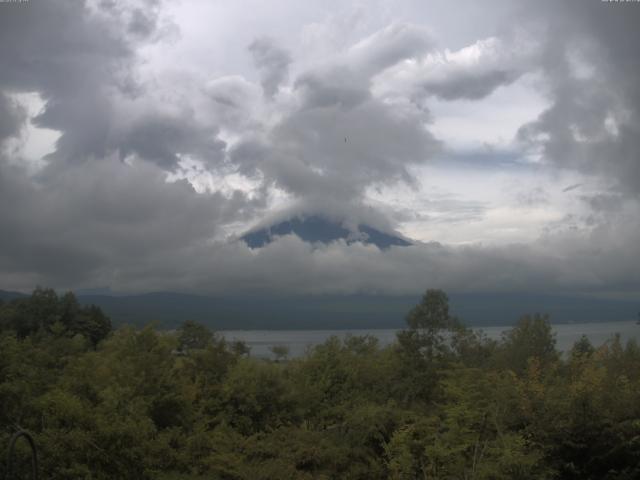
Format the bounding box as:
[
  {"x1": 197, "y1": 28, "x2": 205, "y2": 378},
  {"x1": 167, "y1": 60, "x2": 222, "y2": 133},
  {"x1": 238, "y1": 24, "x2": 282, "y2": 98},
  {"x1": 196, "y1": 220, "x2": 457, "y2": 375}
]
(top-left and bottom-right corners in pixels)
[
  {"x1": 78, "y1": 291, "x2": 639, "y2": 330},
  {"x1": 4, "y1": 288, "x2": 637, "y2": 330}
]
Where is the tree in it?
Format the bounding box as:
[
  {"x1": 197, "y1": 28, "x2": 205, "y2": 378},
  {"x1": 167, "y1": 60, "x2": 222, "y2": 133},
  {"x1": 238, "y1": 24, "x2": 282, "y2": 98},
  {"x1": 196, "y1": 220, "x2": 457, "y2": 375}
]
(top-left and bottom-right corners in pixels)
[
  {"x1": 0, "y1": 288, "x2": 111, "y2": 346},
  {"x1": 401, "y1": 289, "x2": 456, "y2": 361},
  {"x1": 270, "y1": 345, "x2": 290, "y2": 362},
  {"x1": 394, "y1": 289, "x2": 460, "y2": 404},
  {"x1": 230, "y1": 340, "x2": 251, "y2": 357},
  {"x1": 72, "y1": 305, "x2": 112, "y2": 347},
  {"x1": 500, "y1": 313, "x2": 558, "y2": 374},
  {"x1": 406, "y1": 289, "x2": 450, "y2": 331},
  {"x1": 571, "y1": 335, "x2": 595, "y2": 358},
  {"x1": 0, "y1": 287, "x2": 60, "y2": 337},
  {"x1": 177, "y1": 320, "x2": 213, "y2": 353}
]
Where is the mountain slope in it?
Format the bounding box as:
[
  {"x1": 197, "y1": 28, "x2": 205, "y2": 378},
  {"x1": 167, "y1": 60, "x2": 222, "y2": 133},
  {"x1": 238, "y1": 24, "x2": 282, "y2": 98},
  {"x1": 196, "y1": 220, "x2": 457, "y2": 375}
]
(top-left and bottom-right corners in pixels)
[
  {"x1": 4, "y1": 287, "x2": 636, "y2": 330},
  {"x1": 242, "y1": 215, "x2": 411, "y2": 249},
  {"x1": 0, "y1": 289, "x2": 27, "y2": 301},
  {"x1": 76, "y1": 291, "x2": 639, "y2": 330}
]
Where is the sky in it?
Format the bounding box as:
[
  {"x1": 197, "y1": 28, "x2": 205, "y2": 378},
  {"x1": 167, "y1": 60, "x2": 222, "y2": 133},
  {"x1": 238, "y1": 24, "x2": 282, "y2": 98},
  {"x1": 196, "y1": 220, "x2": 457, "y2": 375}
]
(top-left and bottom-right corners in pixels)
[{"x1": 1, "y1": 0, "x2": 639, "y2": 298}]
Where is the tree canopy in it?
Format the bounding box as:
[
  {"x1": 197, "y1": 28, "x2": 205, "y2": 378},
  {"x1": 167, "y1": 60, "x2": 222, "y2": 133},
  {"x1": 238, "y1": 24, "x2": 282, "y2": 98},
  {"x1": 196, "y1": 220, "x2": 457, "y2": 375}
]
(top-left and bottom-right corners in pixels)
[{"x1": 1, "y1": 288, "x2": 639, "y2": 479}]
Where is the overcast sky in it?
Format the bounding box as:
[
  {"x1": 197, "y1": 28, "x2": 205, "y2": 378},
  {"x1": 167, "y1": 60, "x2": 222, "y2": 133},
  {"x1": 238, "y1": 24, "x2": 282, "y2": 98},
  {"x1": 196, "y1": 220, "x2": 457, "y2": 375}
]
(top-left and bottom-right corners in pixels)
[{"x1": 1, "y1": 0, "x2": 639, "y2": 298}]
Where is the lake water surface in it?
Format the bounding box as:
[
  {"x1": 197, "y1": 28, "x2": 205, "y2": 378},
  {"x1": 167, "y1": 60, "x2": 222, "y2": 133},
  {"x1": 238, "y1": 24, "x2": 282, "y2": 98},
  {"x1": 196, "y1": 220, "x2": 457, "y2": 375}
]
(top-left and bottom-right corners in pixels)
[{"x1": 221, "y1": 321, "x2": 640, "y2": 358}]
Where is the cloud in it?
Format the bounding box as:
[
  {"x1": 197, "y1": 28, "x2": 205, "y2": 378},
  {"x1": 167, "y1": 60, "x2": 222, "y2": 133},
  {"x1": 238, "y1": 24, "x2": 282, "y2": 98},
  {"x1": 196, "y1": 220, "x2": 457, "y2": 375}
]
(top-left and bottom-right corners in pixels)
[
  {"x1": 1, "y1": 0, "x2": 639, "y2": 301},
  {"x1": 0, "y1": 1, "x2": 136, "y2": 167},
  {"x1": 374, "y1": 35, "x2": 535, "y2": 102},
  {"x1": 116, "y1": 111, "x2": 227, "y2": 170},
  {"x1": 0, "y1": 157, "x2": 234, "y2": 288},
  {"x1": 296, "y1": 22, "x2": 433, "y2": 109},
  {"x1": 418, "y1": 38, "x2": 526, "y2": 100},
  {"x1": 229, "y1": 22, "x2": 441, "y2": 217},
  {"x1": 6, "y1": 219, "x2": 637, "y2": 297},
  {"x1": 167, "y1": 203, "x2": 640, "y2": 297},
  {"x1": 264, "y1": 99, "x2": 440, "y2": 201},
  {"x1": 205, "y1": 76, "x2": 263, "y2": 133},
  {"x1": 515, "y1": 0, "x2": 640, "y2": 197},
  {"x1": 0, "y1": 0, "x2": 223, "y2": 173},
  {"x1": 580, "y1": 193, "x2": 623, "y2": 213},
  {"x1": 0, "y1": 93, "x2": 26, "y2": 142},
  {"x1": 3, "y1": 137, "x2": 638, "y2": 297},
  {"x1": 346, "y1": 22, "x2": 433, "y2": 77},
  {"x1": 249, "y1": 37, "x2": 292, "y2": 98}
]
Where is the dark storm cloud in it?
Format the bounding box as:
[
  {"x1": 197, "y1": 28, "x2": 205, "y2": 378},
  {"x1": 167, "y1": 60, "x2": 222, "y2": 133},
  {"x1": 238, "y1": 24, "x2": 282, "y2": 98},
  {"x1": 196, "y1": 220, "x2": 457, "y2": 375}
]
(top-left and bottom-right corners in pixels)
[
  {"x1": 35, "y1": 93, "x2": 115, "y2": 165},
  {"x1": 0, "y1": 1, "x2": 130, "y2": 94},
  {"x1": 249, "y1": 37, "x2": 292, "y2": 98},
  {"x1": 0, "y1": 93, "x2": 26, "y2": 141},
  {"x1": 516, "y1": 0, "x2": 640, "y2": 197},
  {"x1": 0, "y1": 158, "x2": 230, "y2": 288},
  {"x1": 0, "y1": 0, "x2": 217, "y2": 171},
  {"x1": 117, "y1": 113, "x2": 226, "y2": 170},
  {"x1": 0, "y1": 0, "x2": 132, "y2": 165},
  {"x1": 0, "y1": 0, "x2": 253, "y2": 290}
]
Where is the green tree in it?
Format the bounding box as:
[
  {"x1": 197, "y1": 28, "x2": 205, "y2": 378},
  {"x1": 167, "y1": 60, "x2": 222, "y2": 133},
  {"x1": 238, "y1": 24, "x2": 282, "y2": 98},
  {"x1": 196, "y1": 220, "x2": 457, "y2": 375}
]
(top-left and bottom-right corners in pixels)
[
  {"x1": 177, "y1": 320, "x2": 213, "y2": 353},
  {"x1": 221, "y1": 359, "x2": 294, "y2": 435},
  {"x1": 394, "y1": 289, "x2": 459, "y2": 404},
  {"x1": 0, "y1": 287, "x2": 60, "y2": 337},
  {"x1": 0, "y1": 289, "x2": 111, "y2": 346},
  {"x1": 72, "y1": 305, "x2": 112, "y2": 347},
  {"x1": 571, "y1": 334, "x2": 595, "y2": 358},
  {"x1": 499, "y1": 313, "x2": 558, "y2": 374},
  {"x1": 269, "y1": 345, "x2": 290, "y2": 362}
]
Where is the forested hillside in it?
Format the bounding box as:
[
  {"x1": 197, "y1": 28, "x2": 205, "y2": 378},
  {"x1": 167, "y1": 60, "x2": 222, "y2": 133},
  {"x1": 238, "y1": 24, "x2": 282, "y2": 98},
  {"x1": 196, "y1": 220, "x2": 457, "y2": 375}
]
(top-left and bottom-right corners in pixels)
[{"x1": 1, "y1": 289, "x2": 639, "y2": 479}]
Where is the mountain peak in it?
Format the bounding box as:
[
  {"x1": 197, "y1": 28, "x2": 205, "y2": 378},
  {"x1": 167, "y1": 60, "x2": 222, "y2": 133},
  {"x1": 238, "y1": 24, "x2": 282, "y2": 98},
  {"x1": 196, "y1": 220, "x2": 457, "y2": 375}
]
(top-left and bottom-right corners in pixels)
[{"x1": 241, "y1": 215, "x2": 411, "y2": 249}]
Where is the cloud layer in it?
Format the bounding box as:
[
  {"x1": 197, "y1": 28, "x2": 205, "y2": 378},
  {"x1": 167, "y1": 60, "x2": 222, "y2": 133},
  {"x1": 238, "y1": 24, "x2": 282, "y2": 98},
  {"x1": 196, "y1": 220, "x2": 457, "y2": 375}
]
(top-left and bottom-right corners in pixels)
[{"x1": 1, "y1": 0, "x2": 639, "y2": 298}]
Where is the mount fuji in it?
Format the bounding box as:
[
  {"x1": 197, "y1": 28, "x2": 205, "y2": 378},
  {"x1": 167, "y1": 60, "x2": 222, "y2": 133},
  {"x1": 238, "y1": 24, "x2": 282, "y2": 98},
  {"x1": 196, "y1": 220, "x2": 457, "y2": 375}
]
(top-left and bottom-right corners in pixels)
[{"x1": 241, "y1": 215, "x2": 412, "y2": 250}]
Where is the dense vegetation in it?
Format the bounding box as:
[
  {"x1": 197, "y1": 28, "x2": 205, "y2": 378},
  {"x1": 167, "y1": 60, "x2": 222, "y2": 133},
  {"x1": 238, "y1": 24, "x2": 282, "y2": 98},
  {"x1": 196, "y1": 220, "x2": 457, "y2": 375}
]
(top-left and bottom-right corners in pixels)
[{"x1": 1, "y1": 288, "x2": 639, "y2": 479}]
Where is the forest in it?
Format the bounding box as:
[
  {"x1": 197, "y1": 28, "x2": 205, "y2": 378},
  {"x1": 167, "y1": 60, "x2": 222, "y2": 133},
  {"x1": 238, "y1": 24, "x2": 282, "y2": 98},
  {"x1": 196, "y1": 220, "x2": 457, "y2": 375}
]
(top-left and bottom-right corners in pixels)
[{"x1": 1, "y1": 288, "x2": 639, "y2": 479}]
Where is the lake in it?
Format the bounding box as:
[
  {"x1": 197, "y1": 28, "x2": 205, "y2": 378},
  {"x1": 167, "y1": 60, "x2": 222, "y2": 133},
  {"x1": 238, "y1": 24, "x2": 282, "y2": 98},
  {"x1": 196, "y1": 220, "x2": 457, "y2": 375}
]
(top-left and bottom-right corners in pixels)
[{"x1": 221, "y1": 320, "x2": 640, "y2": 358}]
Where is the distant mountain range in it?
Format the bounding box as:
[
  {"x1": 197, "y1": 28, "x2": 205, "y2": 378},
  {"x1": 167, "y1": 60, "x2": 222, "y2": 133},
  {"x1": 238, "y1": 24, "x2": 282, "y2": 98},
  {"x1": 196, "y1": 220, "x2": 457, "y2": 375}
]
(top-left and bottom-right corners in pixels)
[
  {"x1": 241, "y1": 215, "x2": 411, "y2": 249},
  {"x1": 2, "y1": 289, "x2": 637, "y2": 330},
  {"x1": 0, "y1": 289, "x2": 27, "y2": 301}
]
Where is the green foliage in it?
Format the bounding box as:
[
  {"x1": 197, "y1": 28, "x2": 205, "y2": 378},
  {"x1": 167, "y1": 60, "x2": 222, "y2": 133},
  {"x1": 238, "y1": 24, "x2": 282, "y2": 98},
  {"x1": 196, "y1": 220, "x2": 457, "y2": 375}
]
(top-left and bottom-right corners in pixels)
[
  {"x1": 0, "y1": 287, "x2": 111, "y2": 346},
  {"x1": 269, "y1": 344, "x2": 290, "y2": 362},
  {"x1": 571, "y1": 334, "x2": 595, "y2": 358},
  {"x1": 177, "y1": 320, "x2": 214, "y2": 353},
  {"x1": 498, "y1": 313, "x2": 558, "y2": 374},
  {"x1": 1, "y1": 287, "x2": 640, "y2": 479},
  {"x1": 404, "y1": 289, "x2": 455, "y2": 359}
]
